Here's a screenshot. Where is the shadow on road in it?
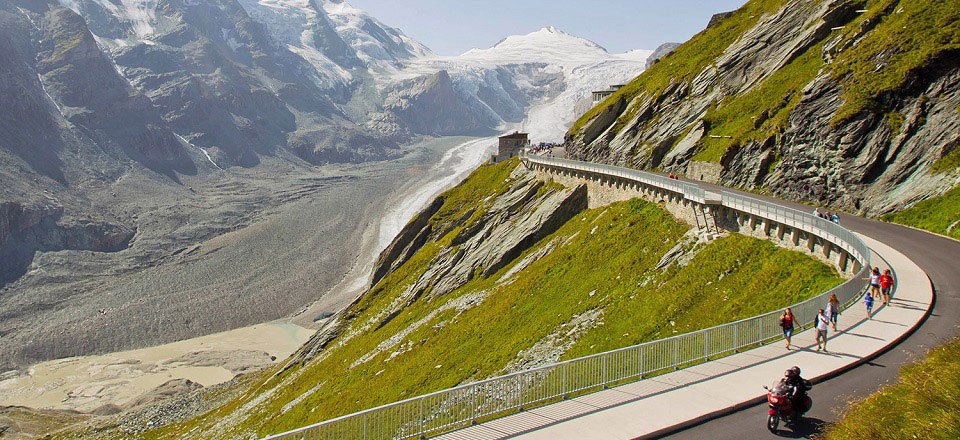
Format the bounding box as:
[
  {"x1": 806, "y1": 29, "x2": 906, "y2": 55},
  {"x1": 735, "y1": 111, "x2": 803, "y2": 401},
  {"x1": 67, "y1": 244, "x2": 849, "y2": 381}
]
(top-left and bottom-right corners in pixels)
[{"x1": 771, "y1": 416, "x2": 827, "y2": 438}]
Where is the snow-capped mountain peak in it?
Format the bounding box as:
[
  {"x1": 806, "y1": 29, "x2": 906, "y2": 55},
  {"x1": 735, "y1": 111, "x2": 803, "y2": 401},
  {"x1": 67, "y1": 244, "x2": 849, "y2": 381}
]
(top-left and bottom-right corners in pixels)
[
  {"x1": 320, "y1": 0, "x2": 433, "y2": 67},
  {"x1": 459, "y1": 26, "x2": 612, "y2": 70}
]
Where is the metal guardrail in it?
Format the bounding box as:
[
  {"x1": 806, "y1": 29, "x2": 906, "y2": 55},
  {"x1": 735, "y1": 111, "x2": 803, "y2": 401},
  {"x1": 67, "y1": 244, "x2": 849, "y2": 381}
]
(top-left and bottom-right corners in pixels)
[
  {"x1": 522, "y1": 154, "x2": 707, "y2": 203},
  {"x1": 264, "y1": 155, "x2": 872, "y2": 440}
]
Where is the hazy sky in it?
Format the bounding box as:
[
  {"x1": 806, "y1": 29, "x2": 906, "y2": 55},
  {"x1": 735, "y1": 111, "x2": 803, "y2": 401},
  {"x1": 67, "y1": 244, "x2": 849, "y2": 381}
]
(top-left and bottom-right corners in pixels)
[{"x1": 347, "y1": 0, "x2": 748, "y2": 55}]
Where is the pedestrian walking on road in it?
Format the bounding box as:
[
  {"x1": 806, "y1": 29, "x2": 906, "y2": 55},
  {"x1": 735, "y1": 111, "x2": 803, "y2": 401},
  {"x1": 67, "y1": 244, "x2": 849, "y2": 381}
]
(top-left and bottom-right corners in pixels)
[
  {"x1": 827, "y1": 293, "x2": 840, "y2": 331},
  {"x1": 815, "y1": 309, "x2": 830, "y2": 351},
  {"x1": 779, "y1": 308, "x2": 796, "y2": 349},
  {"x1": 864, "y1": 291, "x2": 875, "y2": 319},
  {"x1": 866, "y1": 267, "x2": 881, "y2": 299},
  {"x1": 880, "y1": 269, "x2": 895, "y2": 305}
]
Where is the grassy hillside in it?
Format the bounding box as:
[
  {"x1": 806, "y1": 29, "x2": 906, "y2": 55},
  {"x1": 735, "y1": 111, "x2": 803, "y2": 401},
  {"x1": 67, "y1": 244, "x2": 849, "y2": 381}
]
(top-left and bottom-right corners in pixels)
[
  {"x1": 693, "y1": 40, "x2": 825, "y2": 162},
  {"x1": 113, "y1": 160, "x2": 844, "y2": 439},
  {"x1": 829, "y1": 0, "x2": 960, "y2": 122},
  {"x1": 569, "y1": 0, "x2": 960, "y2": 164},
  {"x1": 823, "y1": 338, "x2": 960, "y2": 440},
  {"x1": 569, "y1": 0, "x2": 787, "y2": 136},
  {"x1": 882, "y1": 184, "x2": 960, "y2": 240}
]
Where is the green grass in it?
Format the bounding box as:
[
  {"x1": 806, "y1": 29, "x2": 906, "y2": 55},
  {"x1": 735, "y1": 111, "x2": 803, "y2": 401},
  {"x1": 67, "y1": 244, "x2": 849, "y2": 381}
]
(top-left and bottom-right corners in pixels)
[
  {"x1": 568, "y1": 0, "x2": 787, "y2": 137},
  {"x1": 931, "y1": 146, "x2": 960, "y2": 174},
  {"x1": 829, "y1": 0, "x2": 960, "y2": 123},
  {"x1": 692, "y1": 41, "x2": 826, "y2": 162},
  {"x1": 570, "y1": 0, "x2": 959, "y2": 168},
  {"x1": 882, "y1": 184, "x2": 960, "y2": 240},
  {"x1": 135, "y1": 161, "x2": 843, "y2": 439},
  {"x1": 822, "y1": 338, "x2": 960, "y2": 440}
]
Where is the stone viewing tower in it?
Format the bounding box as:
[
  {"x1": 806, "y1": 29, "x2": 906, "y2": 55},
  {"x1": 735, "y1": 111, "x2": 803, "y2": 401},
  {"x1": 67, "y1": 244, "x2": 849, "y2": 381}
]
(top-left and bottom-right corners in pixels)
[{"x1": 493, "y1": 132, "x2": 530, "y2": 162}]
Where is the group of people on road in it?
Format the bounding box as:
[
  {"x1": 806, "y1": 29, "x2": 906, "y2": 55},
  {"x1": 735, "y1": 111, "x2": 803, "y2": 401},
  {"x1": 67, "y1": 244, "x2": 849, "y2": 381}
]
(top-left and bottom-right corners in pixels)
[
  {"x1": 778, "y1": 267, "x2": 896, "y2": 351},
  {"x1": 526, "y1": 142, "x2": 559, "y2": 156},
  {"x1": 778, "y1": 289, "x2": 853, "y2": 353},
  {"x1": 813, "y1": 208, "x2": 840, "y2": 224},
  {"x1": 864, "y1": 266, "x2": 895, "y2": 318}
]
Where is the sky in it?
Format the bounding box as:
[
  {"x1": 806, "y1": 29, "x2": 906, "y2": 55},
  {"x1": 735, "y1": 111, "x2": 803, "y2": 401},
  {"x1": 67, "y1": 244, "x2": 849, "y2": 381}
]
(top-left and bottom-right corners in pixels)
[{"x1": 347, "y1": 0, "x2": 749, "y2": 55}]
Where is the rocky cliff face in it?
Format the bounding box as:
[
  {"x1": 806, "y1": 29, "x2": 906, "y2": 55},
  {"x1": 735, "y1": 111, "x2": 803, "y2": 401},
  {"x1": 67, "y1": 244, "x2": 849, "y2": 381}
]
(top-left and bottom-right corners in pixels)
[
  {"x1": 0, "y1": 202, "x2": 134, "y2": 286},
  {"x1": 567, "y1": 0, "x2": 960, "y2": 216}
]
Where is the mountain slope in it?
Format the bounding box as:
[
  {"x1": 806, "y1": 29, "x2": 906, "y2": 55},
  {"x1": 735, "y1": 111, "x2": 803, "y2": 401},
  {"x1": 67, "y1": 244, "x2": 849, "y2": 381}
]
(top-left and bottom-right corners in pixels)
[
  {"x1": 0, "y1": 0, "x2": 655, "y2": 374},
  {"x1": 567, "y1": 0, "x2": 960, "y2": 217},
  {"x1": 84, "y1": 159, "x2": 844, "y2": 439},
  {"x1": 394, "y1": 27, "x2": 652, "y2": 141}
]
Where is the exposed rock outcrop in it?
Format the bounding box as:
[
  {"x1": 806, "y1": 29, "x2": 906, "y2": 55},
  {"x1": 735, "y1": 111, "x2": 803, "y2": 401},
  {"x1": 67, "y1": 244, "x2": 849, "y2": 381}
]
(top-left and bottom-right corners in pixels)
[
  {"x1": 567, "y1": 0, "x2": 960, "y2": 216},
  {"x1": 370, "y1": 196, "x2": 445, "y2": 287},
  {"x1": 369, "y1": 173, "x2": 588, "y2": 330},
  {"x1": 0, "y1": 201, "x2": 134, "y2": 286}
]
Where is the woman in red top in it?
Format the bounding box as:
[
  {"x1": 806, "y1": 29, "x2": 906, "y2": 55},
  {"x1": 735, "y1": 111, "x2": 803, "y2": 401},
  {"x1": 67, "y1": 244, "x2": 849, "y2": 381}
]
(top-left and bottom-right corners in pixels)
[
  {"x1": 880, "y1": 269, "x2": 895, "y2": 304},
  {"x1": 779, "y1": 308, "x2": 795, "y2": 349}
]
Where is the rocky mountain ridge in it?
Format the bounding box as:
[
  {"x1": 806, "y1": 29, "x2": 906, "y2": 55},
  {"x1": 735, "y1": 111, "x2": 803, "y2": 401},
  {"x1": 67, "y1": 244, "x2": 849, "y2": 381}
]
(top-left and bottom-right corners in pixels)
[
  {"x1": 566, "y1": 0, "x2": 960, "y2": 217},
  {"x1": 0, "y1": 0, "x2": 653, "y2": 369}
]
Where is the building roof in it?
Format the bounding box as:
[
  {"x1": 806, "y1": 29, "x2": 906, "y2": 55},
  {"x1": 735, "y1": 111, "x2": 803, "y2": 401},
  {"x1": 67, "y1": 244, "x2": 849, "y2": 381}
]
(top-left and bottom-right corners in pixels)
[{"x1": 499, "y1": 132, "x2": 529, "y2": 140}]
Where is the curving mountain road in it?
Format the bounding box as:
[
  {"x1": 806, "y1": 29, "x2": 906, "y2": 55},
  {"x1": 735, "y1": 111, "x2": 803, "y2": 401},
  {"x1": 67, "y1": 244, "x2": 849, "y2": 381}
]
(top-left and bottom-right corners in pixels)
[{"x1": 662, "y1": 185, "x2": 960, "y2": 439}]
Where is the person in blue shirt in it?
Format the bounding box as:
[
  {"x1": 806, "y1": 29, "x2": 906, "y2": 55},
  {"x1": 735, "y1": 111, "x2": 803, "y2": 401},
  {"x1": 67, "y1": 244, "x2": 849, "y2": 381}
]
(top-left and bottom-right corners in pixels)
[{"x1": 864, "y1": 292, "x2": 874, "y2": 319}]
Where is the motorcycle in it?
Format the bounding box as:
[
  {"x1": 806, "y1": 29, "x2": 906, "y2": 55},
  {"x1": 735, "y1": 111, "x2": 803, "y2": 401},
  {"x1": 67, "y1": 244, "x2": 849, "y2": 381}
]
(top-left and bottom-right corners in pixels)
[{"x1": 763, "y1": 381, "x2": 812, "y2": 433}]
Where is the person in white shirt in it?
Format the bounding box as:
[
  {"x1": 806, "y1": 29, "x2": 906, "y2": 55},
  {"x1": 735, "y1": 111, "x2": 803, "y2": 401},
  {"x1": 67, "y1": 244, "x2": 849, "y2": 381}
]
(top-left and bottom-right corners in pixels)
[{"x1": 815, "y1": 309, "x2": 830, "y2": 352}]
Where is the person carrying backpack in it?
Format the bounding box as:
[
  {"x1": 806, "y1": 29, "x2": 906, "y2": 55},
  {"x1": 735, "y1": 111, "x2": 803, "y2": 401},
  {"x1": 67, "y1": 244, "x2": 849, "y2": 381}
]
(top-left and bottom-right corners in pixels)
[{"x1": 815, "y1": 309, "x2": 830, "y2": 352}]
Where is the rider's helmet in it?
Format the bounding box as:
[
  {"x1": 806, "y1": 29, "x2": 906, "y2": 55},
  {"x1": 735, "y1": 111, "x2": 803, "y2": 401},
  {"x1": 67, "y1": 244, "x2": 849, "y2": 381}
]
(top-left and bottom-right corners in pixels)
[{"x1": 789, "y1": 366, "x2": 801, "y2": 377}]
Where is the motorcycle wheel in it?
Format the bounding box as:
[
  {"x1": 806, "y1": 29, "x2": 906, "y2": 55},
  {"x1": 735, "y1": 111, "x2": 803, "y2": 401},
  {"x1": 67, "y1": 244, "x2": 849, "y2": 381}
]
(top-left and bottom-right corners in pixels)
[{"x1": 767, "y1": 414, "x2": 779, "y2": 433}]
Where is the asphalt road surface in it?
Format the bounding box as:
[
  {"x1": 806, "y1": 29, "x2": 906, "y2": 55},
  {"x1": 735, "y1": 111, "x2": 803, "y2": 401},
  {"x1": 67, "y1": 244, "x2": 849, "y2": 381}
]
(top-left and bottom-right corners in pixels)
[{"x1": 663, "y1": 185, "x2": 960, "y2": 439}]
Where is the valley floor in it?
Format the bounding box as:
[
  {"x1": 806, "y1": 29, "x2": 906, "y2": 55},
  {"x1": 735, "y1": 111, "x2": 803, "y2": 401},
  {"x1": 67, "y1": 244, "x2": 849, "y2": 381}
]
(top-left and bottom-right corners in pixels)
[{"x1": 0, "y1": 136, "x2": 495, "y2": 419}]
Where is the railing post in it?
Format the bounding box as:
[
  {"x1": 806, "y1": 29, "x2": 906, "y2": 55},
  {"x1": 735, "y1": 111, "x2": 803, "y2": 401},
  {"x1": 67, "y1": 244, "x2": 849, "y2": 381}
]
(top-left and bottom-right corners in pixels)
[
  {"x1": 673, "y1": 338, "x2": 679, "y2": 370},
  {"x1": 471, "y1": 385, "x2": 477, "y2": 424},
  {"x1": 562, "y1": 364, "x2": 567, "y2": 399},
  {"x1": 419, "y1": 398, "x2": 424, "y2": 438},
  {"x1": 517, "y1": 376, "x2": 523, "y2": 411},
  {"x1": 704, "y1": 332, "x2": 710, "y2": 361},
  {"x1": 602, "y1": 355, "x2": 608, "y2": 388},
  {"x1": 734, "y1": 325, "x2": 739, "y2": 353},
  {"x1": 638, "y1": 346, "x2": 644, "y2": 379}
]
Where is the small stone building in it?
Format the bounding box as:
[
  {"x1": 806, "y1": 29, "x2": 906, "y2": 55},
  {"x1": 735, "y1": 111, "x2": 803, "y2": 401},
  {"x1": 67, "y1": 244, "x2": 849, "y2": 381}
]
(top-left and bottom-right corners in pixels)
[
  {"x1": 591, "y1": 84, "x2": 626, "y2": 103},
  {"x1": 492, "y1": 132, "x2": 529, "y2": 162}
]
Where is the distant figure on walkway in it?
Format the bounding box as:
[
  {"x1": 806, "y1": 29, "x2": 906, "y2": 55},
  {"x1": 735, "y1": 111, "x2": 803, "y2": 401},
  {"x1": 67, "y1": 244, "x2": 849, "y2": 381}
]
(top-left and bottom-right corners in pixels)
[
  {"x1": 866, "y1": 267, "x2": 881, "y2": 299},
  {"x1": 779, "y1": 308, "x2": 796, "y2": 349},
  {"x1": 815, "y1": 309, "x2": 830, "y2": 352},
  {"x1": 827, "y1": 293, "x2": 840, "y2": 331},
  {"x1": 831, "y1": 212, "x2": 840, "y2": 224},
  {"x1": 864, "y1": 291, "x2": 875, "y2": 319},
  {"x1": 880, "y1": 269, "x2": 895, "y2": 305}
]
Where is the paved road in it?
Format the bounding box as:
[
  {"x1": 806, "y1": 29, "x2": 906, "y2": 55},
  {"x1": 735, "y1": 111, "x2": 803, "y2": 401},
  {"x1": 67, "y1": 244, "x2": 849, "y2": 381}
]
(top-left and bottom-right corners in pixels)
[{"x1": 663, "y1": 185, "x2": 960, "y2": 439}]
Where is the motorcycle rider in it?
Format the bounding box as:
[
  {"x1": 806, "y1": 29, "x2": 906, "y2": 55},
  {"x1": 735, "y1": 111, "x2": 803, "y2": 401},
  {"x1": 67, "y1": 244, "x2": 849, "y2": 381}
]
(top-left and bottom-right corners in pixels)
[{"x1": 782, "y1": 366, "x2": 812, "y2": 413}]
